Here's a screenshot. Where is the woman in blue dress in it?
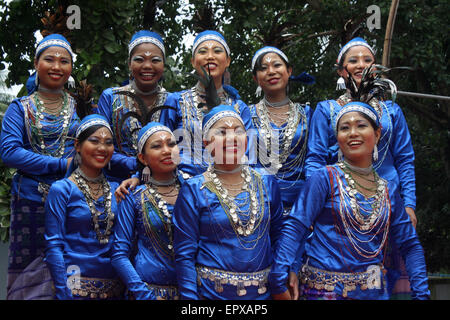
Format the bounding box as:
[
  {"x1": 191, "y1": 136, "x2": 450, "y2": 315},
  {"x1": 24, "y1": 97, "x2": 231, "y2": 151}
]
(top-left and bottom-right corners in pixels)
[
  {"x1": 44, "y1": 114, "x2": 124, "y2": 300},
  {"x1": 173, "y1": 104, "x2": 285, "y2": 300},
  {"x1": 249, "y1": 46, "x2": 314, "y2": 212},
  {"x1": 169, "y1": 30, "x2": 253, "y2": 177},
  {"x1": 96, "y1": 30, "x2": 177, "y2": 183},
  {"x1": 111, "y1": 121, "x2": 188, "y2": 300},
  {"x1": 305, "y1": 37, "x2": 417, "y2": 227},
  {"x1": 305, "y1": 37, "x2": 418, "y2": 298},
  {"x1": 269, "y1": 80, "x2": 429, "y2": 300},
  {"x1": 0, "y1": 34, "x2": 80, "y2": 299}
]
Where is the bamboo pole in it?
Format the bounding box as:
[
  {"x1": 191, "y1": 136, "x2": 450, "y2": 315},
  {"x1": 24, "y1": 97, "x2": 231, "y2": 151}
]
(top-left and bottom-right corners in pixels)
[{"x1": 382, "y1": 0, "x2": 400, "y2": 68}]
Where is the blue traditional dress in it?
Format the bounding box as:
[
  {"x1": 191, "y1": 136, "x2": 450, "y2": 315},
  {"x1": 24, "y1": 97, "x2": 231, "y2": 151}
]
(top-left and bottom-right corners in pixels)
[
  {"x1": 173, "y1": 104, "x2": 285, "y2": 300},
  {"x1": 111, "y1": 172, "x2": 189, "y2": 300},
  {"x1": 44, "y1": 114, "x2": 124, "y2": 300},
  {"x1": 173, "y1": 171, "x2": 284, "y2": 300},
  {"x1": 44, "y1": 177, "x2": 123, "y2": 300},
  {"x1": 269, "y1": 164, "x2": 430, "y2": 300},
  {"x1": 305, "y1": 96, "x2": 416, "y2": 210},
  {"x1": 0, "y1": 34, "x2": 79, "y2": 299},
  {"x1": 96, "y1": 30, "x2": 177, "y2": 183}
]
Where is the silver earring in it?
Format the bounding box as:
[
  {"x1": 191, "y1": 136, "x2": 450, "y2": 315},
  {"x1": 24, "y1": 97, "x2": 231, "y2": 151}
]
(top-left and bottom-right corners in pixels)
[
  {"x1": 74, "y1": 152, "x2": 82, "y2": 167},
  {"x1": 336, "y1": 77, "x2": 346, "y2": 90},
  {"x1": 373, "y1": 144, "x2": 379, "y2": 162},
  {"x1": 338, "y1": 149, "x2": 343, "y2": 162},
  {"x1": 142, "y1": 166, "x2": 151, "y2": 183},
  {"x1": 255, "y1": 86, "x2": 262, "y2": 97}
]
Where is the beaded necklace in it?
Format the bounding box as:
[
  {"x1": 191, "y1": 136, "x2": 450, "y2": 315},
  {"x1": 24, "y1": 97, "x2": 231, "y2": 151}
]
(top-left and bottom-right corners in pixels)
[
  {"x1": 204, "y1": 165, "x2": 266, "y2": 239},
  {"x1": 253, "y1": 100, "x2": 308, "y2": 181},
  {"x1": 141, "y1": 179, "x2": 180, "y2": 259},
  {"x1": 73, "y1": 168, "x2": 114, "y2": 244},
  {"x1": 330, "y1": 163, "x2": 391, "y2": 259},
  {"x1": 23, "y1": 91, "x2": 75, "y2": 158}
]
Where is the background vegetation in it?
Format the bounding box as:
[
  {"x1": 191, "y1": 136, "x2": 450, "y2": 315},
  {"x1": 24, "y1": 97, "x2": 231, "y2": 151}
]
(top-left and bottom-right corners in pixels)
[{"x1": 0, "y1": 0, "x2": 448, "y2": 272}]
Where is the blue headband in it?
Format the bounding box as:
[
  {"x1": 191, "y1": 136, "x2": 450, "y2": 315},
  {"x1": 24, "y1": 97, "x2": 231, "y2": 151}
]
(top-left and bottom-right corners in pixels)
[
  {"x1": 337, "y1": 37, "x2": 375, "y2": 64},
  {"x1": 35, "y1": 34, "x2": 74, "y2": 60},
  {"x1": 76, "y1": 114, "x2": 112, "y2": 139},
  {"x1": 251, "y1": 46, "x2": 289, "y2": 71},
  {"x1": 334, "y1": 101, "x2": 380, "y2": 134},
  {"x1": 192, "y1": 30, "x2": 230, "y2": 56},
  {"x1": 137, "y1": 122, "x2": 174, "y2": 154},
  {"x1": 202, "y1": 104, "x2": 244, "y2": 140},
  {"x1": 128, "y1": 30, "x2": 165, "y2": 57}
]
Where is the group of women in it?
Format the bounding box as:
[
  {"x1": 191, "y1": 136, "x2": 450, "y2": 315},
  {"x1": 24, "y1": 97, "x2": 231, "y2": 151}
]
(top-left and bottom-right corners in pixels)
[{"x1": 0, "y1": 28, "x2": 430, "y2": 300}]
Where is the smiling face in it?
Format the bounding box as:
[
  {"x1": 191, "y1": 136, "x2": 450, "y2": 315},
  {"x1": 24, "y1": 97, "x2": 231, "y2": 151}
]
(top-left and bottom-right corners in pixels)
[
  {"x1": 138, "y1": 131, "x2": 180, "y2": 179},
  {"x1": 338, "y1": 46, "x2": 375, "y2": 87},
  {"x1": 191, "y1": 40, "x2": 231, "y2": 87},
  {"x1": 34, "y1": 46, "x2": 72, "y2": 90},
  {"x1": 204, "y1": 116, "x2": 247, "y2": 166},
  {"x1": 129, "y1": 42, "x2": 165, "y2": 92},
  {"x1": 336, "y1": 111, "x2": 381, "y2": 167},
  {"x1": 76, "y1": 127, "x2": 114, "y2": 177},
  {"x1": 253, "y1": 52, "x2": 292, "y2": 97}
]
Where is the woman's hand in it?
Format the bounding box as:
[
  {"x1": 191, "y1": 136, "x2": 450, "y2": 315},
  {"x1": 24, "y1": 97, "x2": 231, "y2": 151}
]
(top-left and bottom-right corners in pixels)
[
  {"x1": 288, "y1": 271, "x2": 299, "y2": 300},
  {"x1": 272, "y1": 289, "x2": 292, "y2": 300},
  {"x1": 405, "y1": 207, "x2": 417, "y2": 228},
  {"x1": 115, "y1": 177, "x2": 139, "y2": 202}
]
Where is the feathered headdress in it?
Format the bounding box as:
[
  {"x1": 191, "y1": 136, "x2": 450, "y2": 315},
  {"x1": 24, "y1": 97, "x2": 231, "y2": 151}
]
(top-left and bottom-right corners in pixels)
[
  {"x1": 344, "y1": 64, "x2": 410, "y2": 105},
  {"x1": 183, "y1": 65, "x2": 221, "y2": 112},
  {"x1": 68, "y1": 80, "x2": 97, "y2": 120}
]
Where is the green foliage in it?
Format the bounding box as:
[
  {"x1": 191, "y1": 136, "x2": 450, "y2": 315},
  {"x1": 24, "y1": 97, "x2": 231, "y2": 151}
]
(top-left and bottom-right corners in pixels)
[{"x1": 0, "y1": 0, "x2": 448, "y2": 272}]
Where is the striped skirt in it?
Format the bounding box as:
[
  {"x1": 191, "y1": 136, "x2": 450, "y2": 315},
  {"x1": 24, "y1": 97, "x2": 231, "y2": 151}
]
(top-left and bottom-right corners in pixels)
[{"x1": 6, "y1": 197, "x2": 53, "y2": 300}]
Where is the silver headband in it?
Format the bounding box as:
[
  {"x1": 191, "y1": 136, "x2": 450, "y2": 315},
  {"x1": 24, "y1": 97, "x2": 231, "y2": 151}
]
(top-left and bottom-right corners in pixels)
[
  {"x1": 334, "y1": 104, "x2": 378, "y2": 134},
  {"x1": 337, "y1": 40, "x2": 374, "y2": 64},
  {"x1": 76, "y1": 119, "x2": 112, "y2": 139},
  {"x1": 138, "y1": 125, "x2": 174, "y2": 154},
  {"x1": 192, "y1": 34, "x2": 230, "y2": 56},
  {"x1": 203, "y1": 110, "x2": 244, "y2": 140},
  {"x1": 35, "y1": 39, "x2": 74, "y2": 59},
  {"x1": 251, "y1": 47, "x2": 289, "y2": 71},
  {"x1": 128, "y1": 37, "x2": 165, "y2": 57}
]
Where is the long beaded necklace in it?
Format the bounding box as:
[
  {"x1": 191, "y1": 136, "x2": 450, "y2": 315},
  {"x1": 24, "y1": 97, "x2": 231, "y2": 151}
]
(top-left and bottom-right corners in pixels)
[
  {"x1": 253, "y1": 100, "x2": 308, "y2": 176},
  {"x1": 204, "y1": 165, "x2": 265, "y2": 238},
  {"x1": 141, "y1": 178, "x2": 180, "y2": 258},
  {"x1": 23, "y1": 91, "x2": 75, "y2": 157},
  {"x1": 73, "y1": 168, "x2": 114, "y2": 244},
  {"x1": 332, "y1": 162, "x2": 391, "y2": 259}
]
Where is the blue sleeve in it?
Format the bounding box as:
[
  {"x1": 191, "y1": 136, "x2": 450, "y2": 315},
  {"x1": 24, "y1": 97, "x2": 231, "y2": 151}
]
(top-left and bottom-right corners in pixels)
[
  {"x1": 44, "y1": 181, "x2": 73, "y2": 300},
  {"x1": 96, "y1": 88, "x2": 114, "y2": 124},
  {"x1": 387, "y1": 102, "x2": 416, "y2": 209},
  {"x1": 158, "y1": 92, "x2": 180, "y2": 132},
  {"x1": 269, "y1": 168, "x2": 329, "y2": 294},
  {"x1": 163, "y1": 92, "x2": 183, "y2": 133},
  {"x1": 173, "y1": 181, "x2": 200, "y2": 300},
  {"x1": 111, "y1": 192, "x2": 153, "y2": 300},
  {"x1": 389, "y1": 184, "x2": 429, "y2": 299},
  {"x1": 304, "y1": 101, "x2": 333, "y2": 179},
  {"x1": 0, "y1": 99, "x2": 68, "y2": 175}
]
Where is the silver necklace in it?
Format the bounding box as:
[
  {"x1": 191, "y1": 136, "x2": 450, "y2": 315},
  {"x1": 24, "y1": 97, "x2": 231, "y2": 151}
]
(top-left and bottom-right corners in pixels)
[
  {"x1": 263, "y1": 96, "x2": 290, "y2": 108},
  {"x1": 73, "y1": 168, "x2": 114, "y2": 244}
]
